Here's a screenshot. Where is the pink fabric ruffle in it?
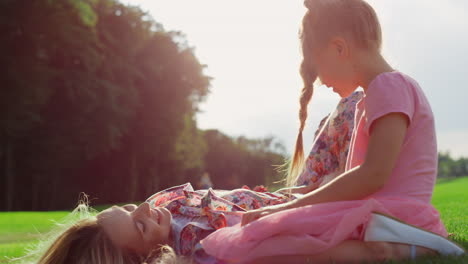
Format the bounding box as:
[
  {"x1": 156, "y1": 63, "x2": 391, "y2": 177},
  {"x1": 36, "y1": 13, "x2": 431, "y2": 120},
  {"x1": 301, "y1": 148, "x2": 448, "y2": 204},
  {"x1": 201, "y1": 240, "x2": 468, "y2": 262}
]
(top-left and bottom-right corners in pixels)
[{"x1": 200, "y1": 197, "x2": 447, "y2": 263}]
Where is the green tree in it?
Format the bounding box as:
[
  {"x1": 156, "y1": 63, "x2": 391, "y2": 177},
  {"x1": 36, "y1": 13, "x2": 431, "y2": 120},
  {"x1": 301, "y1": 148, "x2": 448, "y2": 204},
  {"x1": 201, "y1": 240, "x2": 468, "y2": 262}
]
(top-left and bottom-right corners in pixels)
[
  {"x1": 1, "y1": 0, "x2": 291, "y2": 211},
  {"x1": 1, "y1": 0, "x2": 211, "y2": 210},
  {"x1": 202, "y1": 130, "x2": 286, "y2": 190},
  {"x1": 438, "y1": 152, "x2": 468, "y2": 178},
  {"x1": 0, "y1": 0, "x2": 105, "y2": 210}
]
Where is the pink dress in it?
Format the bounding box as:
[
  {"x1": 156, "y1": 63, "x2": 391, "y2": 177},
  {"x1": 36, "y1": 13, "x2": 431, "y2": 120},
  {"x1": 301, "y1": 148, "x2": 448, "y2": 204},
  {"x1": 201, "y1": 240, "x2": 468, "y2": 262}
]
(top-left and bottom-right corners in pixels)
[{"x1": 199, "y1": 71, "x2": 448, "y2": 263}]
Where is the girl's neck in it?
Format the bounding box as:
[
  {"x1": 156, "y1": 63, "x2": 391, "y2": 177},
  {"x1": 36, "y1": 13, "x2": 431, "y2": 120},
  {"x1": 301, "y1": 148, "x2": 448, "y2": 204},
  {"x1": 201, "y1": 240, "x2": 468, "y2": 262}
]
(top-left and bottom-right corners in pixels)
[
  {"x1": 167, "y1": 227, "x2": 175, "y2": 248},
  {"x1": 354, "y1": 51, "x2": 395, "y2": 92}
]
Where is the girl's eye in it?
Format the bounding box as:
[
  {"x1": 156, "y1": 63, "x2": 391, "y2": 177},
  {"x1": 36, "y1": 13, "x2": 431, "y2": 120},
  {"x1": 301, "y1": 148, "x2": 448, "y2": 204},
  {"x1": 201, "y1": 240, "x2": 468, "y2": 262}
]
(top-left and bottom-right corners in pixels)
[{"x1": 136, "y1": 221, "x2": 146, "y2": 233}]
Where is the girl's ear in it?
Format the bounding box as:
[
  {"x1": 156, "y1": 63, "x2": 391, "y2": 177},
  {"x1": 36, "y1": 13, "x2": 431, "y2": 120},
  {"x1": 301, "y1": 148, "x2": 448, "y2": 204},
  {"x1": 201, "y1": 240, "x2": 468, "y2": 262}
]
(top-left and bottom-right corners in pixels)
[{"x1": 331, "y1": 37, "x2": 349, "y2": 58}]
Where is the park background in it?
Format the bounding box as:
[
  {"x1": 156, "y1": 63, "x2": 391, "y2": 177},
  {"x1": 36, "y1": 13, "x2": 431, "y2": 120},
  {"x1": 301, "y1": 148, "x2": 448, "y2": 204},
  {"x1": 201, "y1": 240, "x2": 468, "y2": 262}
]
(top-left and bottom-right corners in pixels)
[
  {"x1": 0, "y1": 0, "x2": 467, "y2": 262},
  {"x1": 2, "y1": 0, "x2": 467, "y2": 211}
]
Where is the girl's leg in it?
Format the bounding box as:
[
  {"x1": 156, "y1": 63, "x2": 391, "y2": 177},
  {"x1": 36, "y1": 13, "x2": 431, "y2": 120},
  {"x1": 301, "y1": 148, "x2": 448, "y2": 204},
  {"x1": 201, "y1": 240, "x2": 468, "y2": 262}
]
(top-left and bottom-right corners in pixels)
[{"x1": 247, "y1": 240, "x2": 438, "y2": 264}]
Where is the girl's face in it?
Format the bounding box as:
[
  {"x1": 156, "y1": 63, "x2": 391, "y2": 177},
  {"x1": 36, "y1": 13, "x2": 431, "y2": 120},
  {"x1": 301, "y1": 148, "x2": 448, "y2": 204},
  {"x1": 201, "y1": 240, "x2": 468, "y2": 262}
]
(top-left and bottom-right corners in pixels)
[
  {"x1": 309, "y1": 37, "x2": 358, "y2": 98},
  {"x1": 97, "y1": 202, "x2": 172, "y2": 254}
]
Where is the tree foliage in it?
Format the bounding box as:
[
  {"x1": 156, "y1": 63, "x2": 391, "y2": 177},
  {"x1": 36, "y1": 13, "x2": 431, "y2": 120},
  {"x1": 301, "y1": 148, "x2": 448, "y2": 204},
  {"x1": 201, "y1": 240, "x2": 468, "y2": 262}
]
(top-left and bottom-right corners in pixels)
[
  {"x1": 438, "y1": 152, "x2": 468, "y2": 178},
  {"x1": 203, "y1": 130, "x2": 286, "y2": 190},
  {"x1": 0, "y1": 0, "x2": 287, "y2": 210}
]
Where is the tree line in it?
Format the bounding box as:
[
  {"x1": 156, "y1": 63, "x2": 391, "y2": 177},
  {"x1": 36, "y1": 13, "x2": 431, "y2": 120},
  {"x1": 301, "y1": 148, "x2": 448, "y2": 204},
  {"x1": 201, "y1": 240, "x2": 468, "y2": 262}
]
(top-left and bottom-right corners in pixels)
[
  {"x1": 0, "y1": 0, "x2": 287, "y2": 211},
  {"x1": 1, "y1": 0, "x2": 465, "y2": 211},
  {"x1": 438, "y1": 152, "x2": 468, "y2": 178}
]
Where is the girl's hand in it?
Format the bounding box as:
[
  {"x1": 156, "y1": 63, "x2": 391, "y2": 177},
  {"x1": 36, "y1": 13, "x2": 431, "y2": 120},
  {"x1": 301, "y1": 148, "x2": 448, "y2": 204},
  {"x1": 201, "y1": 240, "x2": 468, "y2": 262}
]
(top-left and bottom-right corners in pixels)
[{"x1": 241, "y1": 206, "x2": 284, "y2": 226}]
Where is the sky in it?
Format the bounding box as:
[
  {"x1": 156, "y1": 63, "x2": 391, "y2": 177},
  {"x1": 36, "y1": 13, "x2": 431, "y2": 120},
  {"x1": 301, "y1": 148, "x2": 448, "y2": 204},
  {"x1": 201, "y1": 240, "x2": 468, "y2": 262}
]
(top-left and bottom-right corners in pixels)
[{"x1": 124, "y1": 0, "x2": 468, "y2": 158}]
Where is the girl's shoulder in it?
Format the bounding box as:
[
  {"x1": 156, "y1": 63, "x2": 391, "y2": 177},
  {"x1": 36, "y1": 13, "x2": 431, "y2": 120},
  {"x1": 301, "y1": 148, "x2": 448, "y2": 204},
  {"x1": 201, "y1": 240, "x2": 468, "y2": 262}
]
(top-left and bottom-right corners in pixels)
[
  {"x1": 366, "y1": 70, "x2": 429, "y2": 105},
  {"x1": 369, "y1": 70, "x2": 423, "y2": 94},
  {"x1": 363, "y1": 70, "x2": 434, "y2": 133}
]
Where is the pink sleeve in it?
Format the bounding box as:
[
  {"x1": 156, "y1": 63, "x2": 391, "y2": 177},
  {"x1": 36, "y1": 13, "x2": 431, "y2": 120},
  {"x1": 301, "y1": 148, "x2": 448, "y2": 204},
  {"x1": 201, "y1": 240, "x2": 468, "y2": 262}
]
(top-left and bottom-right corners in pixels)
[{"x1": 364, "y1": 74, "x2": 415, "y2": 134}]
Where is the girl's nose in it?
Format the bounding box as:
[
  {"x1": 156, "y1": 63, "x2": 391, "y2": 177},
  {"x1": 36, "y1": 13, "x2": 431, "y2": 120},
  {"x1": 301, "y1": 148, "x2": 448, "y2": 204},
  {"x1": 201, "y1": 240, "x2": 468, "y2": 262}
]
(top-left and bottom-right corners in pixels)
[
  {"x1": 134, "y1": 202, "x2": 151, "y2": 218},
  {"x1": 122, "y1": 204, "x2": 137, "y2": 211}
]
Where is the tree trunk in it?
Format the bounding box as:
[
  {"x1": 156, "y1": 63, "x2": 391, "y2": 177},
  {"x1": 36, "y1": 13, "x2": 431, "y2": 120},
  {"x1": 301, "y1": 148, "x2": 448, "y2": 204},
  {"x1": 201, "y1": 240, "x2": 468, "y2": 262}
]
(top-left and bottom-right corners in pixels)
[
  {"x1": 32, "y1": 173, "x2": 39, "y2": 210},
  {"x1": 128, "y1": 151, "x2": 138, "y2": 202},
  {"x1": 5, "y1": 137, "x2": 14, "y2": 211},
  {"x1": 1, "y1": 138, "x2": 5, "y2": 211}
]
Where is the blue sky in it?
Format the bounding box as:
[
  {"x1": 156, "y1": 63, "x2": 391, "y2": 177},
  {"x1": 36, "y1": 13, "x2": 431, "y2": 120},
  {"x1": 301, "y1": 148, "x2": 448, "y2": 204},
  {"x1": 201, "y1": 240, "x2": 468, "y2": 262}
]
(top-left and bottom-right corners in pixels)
[{"x1": 124, "y1": 0, "x2": 468, "y2": 158}]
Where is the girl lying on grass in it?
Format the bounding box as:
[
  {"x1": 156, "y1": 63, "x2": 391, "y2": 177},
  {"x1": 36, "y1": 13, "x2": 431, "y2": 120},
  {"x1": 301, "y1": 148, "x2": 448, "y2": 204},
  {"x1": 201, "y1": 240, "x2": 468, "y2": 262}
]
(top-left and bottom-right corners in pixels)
[{"x1": 14, "y1": 0, "x2": 466, "y2": 263}]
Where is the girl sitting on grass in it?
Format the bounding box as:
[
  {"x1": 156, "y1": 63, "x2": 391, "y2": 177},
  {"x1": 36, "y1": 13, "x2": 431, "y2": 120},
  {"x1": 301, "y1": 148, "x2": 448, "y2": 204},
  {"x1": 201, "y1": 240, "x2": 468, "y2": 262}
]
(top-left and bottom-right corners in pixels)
[
  {"x1": 200, "y1": 0, "x2": 464, "y2": 262},
  {"x1": 14, "y1": 0, "x2": 465, "y2": 263}
]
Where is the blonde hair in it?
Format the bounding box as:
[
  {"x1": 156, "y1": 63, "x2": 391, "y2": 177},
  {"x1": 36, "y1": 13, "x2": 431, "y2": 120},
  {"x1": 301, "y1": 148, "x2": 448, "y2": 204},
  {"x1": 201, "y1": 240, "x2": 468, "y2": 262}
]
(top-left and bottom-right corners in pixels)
[
  {"x1": 8, "y1": 196, "x2": 189, "y2": 264},
  {"x1": 38, "y1": 217, "x2": 143, "y2": 263},
  {"x1": 281, "y1": 0, "x2": 382, "y2": 187}
]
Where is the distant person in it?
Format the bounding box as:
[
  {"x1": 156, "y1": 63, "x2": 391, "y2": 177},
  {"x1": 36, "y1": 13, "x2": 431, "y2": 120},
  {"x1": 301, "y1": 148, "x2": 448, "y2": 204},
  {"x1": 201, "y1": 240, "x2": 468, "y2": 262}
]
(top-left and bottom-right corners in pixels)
[
  {"x1": 198, "y1": 172, "x2": 213, "y2": 189},
  {"x1": 18, "y1": 0, "x2": 466, "y2": 263}
]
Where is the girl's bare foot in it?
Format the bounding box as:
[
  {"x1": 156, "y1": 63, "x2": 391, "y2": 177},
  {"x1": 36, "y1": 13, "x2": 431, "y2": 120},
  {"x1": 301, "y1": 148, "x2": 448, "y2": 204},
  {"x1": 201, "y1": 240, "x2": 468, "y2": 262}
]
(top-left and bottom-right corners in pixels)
[{"x1": 389, "y1": 242, "x2": 439, "y2": 260}]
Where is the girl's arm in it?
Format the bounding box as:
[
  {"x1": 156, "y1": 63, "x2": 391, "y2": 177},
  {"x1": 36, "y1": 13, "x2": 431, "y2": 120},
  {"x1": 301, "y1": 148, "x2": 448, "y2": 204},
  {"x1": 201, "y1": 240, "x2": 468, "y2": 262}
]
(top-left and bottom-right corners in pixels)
[
  {"x1": 285, "y1": 112, "x2": 409, "y2": 209},
  {"x1": 241, "y1": 113, "x2": 409, "y2": 225},
  {"x1": 276, "y1": 170, "x2": 342, "y2": 195},
  {"x1": 276, "y1": 184, "x2": 316, "y2": 194}
]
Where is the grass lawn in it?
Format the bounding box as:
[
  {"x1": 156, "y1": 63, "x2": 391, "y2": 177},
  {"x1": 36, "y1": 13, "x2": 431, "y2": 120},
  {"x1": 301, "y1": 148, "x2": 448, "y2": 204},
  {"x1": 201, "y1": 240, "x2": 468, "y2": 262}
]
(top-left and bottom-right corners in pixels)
[
  {"x1": 1, "y1": 178, "x2": 467, "y2": 263},
  {"x1": 0, "y1": 211, "x2": 70, "y2": 263}
]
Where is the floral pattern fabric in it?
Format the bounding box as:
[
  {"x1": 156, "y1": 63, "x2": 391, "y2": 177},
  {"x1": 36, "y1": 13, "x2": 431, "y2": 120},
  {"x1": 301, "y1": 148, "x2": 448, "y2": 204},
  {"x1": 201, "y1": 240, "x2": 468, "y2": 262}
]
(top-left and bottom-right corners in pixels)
[
  {"x1": 144, "y1": 91, "x2": 364, "y2": 263},
  {"x1": 296, "y1": 91, "x2": 364, "y2": 189},
  {"x1": 146, "y1": 183, "x2": 296, "y2": 263}
]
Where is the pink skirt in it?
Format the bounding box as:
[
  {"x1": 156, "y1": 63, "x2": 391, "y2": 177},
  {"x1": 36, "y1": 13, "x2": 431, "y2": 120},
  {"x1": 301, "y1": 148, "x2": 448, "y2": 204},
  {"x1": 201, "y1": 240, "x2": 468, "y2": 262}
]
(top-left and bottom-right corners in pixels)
[{"x1": 200, "y1": 197, "x2": 447, "y2": 263}]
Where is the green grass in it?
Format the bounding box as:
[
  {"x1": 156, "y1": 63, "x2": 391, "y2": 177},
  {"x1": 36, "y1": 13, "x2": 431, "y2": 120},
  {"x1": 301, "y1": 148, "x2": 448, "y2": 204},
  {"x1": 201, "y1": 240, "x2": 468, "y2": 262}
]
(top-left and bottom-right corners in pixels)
[
  {"x1": 0, "y1": 179, "x2": 466, "y2": 263},
  {"x1": 432, "y1": 177, "x2": 468, "y2": 244},
  {"x1": 0, "y1": 211, "x2": 70, "y2": 263}
]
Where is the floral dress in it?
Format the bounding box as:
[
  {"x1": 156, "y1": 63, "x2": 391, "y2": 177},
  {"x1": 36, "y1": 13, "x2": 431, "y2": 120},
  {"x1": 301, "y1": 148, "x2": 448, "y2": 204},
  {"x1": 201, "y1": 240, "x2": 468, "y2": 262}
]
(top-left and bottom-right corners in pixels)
[
  {"x1": 146, "y1": 183, "x2": 297, "y2": 263},
  {"x1": 145, "y1": 91, "x2": 364, "y2": 263},
  {"x1": 296, "y1": 91, "x2": 363, "y2": 189}
]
